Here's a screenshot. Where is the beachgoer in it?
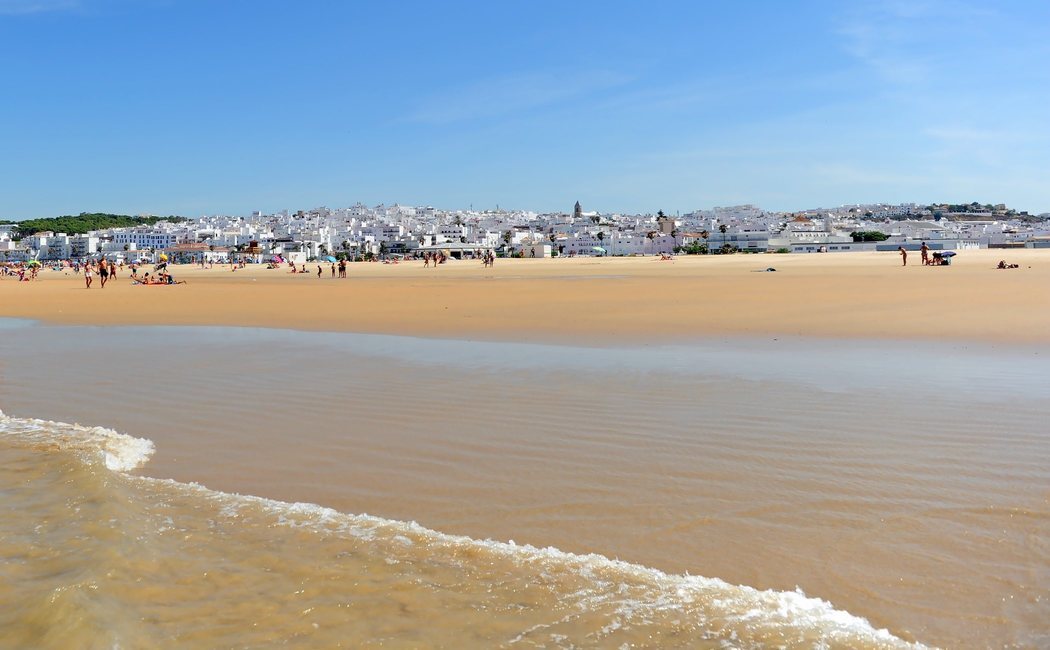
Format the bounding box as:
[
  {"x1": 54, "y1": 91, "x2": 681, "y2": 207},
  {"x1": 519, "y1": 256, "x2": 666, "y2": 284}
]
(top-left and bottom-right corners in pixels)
[
  {"x1": 920, "y1": 242, "x2": 929, "y2": 265},
  {"x1": 84, "y1": 263, "x2": 94, "y2": 288},
  {"x1": 317, "y1": 264, "x2": 322, "y2": 279},
  {"x1": 899, "y1": 247, "x2": 907, "y2": 266},
  {"x1": 98, "y1": 260, "x2": 109, "y2": 287},
  {"x1": 330, "y1": 263, "x2": 335, "y2": 278}
]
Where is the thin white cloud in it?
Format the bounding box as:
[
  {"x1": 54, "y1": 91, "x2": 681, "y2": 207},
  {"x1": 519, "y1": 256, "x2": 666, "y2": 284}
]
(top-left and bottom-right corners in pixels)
[
  {"x1": 835, "y1": 0, "x2": 996, "y2": 85},
  {"x1": 405, "y1": 69, "x2": 632, "y2": 124},
  {"x1": 0, "y1": 0, "x2": 79, "y2": 14}
]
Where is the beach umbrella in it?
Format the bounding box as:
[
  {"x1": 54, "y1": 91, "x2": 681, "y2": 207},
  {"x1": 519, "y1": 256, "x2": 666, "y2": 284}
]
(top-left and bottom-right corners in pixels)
[
  {"x1": 158, "y1": 253, "x2": 169, "y2": 262},
  {"x1": 325, "y1": 256, "x2": 337, "y2": 263},
  {"x1": 26, "y1": 259, "x2": 41, "y2": 266},
  {"x1": 592, "y1": 246, "x2": 606, "y2": 253}
]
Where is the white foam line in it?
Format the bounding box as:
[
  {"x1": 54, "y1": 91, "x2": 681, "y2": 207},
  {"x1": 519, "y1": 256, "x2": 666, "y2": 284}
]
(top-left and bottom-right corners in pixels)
[
  {"x1": 167, "y1": 480, "x2": 929, "y2": 649},
  {"x1": 0, "y1": 410, "x2": 155, "y2": 471},
  {"x1": 1, "y1": 410, "x2": 928, "y2": 648}
]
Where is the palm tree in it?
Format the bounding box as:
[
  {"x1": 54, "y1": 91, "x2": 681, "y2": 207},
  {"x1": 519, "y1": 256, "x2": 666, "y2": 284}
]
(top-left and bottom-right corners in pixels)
[
  {"x1": 718, "y1": 224, "x2": 728, "y2": 253},
  {"x1": 596, "y1": 230, "x2": 605, "y2": 255},
  {"x1": 671, "y1": 228, "x2": 680, "y2": 251},
  {"x1": 700, "y1": 230, "x2": 710, "y2": 254},
  {"x1": 646, "y1": 231, "x2": 656, "y2": 255}
]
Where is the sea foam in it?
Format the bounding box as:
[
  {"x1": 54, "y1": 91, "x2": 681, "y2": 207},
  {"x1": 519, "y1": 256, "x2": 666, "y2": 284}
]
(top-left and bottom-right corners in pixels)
[
  {"x1": 0, "y1": 409, "x2": 155, "y2": 471},
  {"x1": 0, "y1": 411, "x2": 926, "y2": 648}
]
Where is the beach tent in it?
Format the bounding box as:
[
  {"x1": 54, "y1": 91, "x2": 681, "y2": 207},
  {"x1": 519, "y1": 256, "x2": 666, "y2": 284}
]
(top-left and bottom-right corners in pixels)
[
  {"x1": 325, "y1": 256, "x2": 337, "y2": 263},
  {"x1": 592, "y1": 246, "x2": 607, "y2": 255}
]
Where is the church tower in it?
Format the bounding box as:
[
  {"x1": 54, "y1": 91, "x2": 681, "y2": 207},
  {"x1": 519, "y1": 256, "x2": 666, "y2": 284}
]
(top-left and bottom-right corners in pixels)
[{"x1": 574, "y1": 201, "x2": 583, "y2": 220}]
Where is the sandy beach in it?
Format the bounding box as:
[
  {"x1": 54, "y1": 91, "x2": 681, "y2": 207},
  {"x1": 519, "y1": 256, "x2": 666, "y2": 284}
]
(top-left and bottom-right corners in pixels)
[
  {"x1": 3, "y1": 249, "x2": 1049, "y2": 343},
  {"x1": 4, "y1": 248, "x2": 1050, "y2": 648}
]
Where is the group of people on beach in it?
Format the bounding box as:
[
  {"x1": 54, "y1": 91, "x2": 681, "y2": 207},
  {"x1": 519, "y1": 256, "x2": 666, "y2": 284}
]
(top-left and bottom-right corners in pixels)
[
  {"x1": 81, "y1": 259, "x2": 120, "y2": 288},
  {"x1": 129, "y1": 270, "x2": 185, "y2": 285},
  {"x1": 899, "y1": 242, "x2": 952, "y2": 267},
  {"x1": 283, "y1": 259, "x2": 349, "y2": 278},
  {"x1": 420, "y1": 249, "x2": 496, "y2": 267},
  {"x1": 1, "y1": 262, "x2": 40, "y2": 281},
  {"x1": 422, "y1": 251, "x2": 447, "y2": 267}
]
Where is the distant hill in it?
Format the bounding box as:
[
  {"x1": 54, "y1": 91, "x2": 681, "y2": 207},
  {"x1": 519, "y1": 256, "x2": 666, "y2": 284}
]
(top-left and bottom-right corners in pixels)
[{"x1": 0, "y1": 213, "x2": 188, "y2": 238}]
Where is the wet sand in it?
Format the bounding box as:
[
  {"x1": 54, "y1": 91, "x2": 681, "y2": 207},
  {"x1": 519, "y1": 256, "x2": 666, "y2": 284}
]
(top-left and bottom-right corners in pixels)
[
  {"x1": 2, "y1": 324, "x2": 1049, "y2": 647},
  {"x1": 3, "y1": 249, "x2": 1050, "y2": 344}
]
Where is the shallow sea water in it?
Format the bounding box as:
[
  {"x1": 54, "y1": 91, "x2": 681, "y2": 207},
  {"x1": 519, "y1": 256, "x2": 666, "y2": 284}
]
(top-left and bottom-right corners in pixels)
[{"x1": 1, "y1": 321, "x2": 1047, "y2": 648}]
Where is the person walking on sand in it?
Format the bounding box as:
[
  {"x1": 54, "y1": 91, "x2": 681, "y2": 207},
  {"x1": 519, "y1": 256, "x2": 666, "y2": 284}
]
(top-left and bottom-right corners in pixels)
[
  {"x1": 98, "y1": 259, "x2": 109, "y2": 287},
  {"x1": 920, "y1": 241, "x2": 929, "y2": 266},
  {"x1": 338, "y1": 258, "x2": 346, "y2": 278},
  {"x1": 84, "y1": 262, "x2": 94, "y2": 288},
  {"x1": 317, "y1": 264, "x2": 322, "y2": 279},
  {"x1": 899, "y1": 246, "x2": 908, "y2": 266},
  {"x1": 330, "y1": 263, "x2": 336, "y2": 279}
]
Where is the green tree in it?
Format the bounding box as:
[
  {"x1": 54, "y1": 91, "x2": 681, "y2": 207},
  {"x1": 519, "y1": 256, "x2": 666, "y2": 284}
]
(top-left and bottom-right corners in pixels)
[
  {"x1": 13, "y1": 212, "x2": 187, "y2": 238},
  {"x1": 850, "y1": 231, "x2": 889, "y2": 243}
]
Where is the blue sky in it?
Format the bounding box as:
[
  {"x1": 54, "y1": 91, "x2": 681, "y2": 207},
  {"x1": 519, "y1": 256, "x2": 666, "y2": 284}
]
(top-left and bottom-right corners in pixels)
[{"x1": 2, "y1": 0, "x2": 1048, "y2": 218}]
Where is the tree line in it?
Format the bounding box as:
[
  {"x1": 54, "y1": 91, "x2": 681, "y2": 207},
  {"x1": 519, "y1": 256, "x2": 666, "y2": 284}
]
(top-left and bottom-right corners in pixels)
[{"x1": 0, "y1": 213, "x2": 188, "y2": 239}]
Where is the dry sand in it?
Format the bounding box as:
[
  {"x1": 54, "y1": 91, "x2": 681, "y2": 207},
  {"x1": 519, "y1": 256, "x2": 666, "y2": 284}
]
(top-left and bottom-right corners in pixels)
[{"x1": 3, "y1": 249, "x2": 1049, "y2": 343}]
